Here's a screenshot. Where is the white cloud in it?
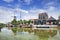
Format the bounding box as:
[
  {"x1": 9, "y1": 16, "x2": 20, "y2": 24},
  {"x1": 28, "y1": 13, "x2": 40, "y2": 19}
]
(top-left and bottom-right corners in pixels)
[
  {"x1": 28, "y1": 6, "x2": 60, "y2": 20},
  {"x1": 0, "y1": 6, "x2": 29, "y2": 23},
  {"x1": 0, "y1": 5, "x2": 60, "y2": 23},
  {"x1": 47, "y1": 6, "x2": 56, "y2": 11},
  {"x1": 45, "y1": 2, "x2": 55, "y2": 6},
  {"x1": 45, "y1": 6, "x2": 60, "y2": 19},
  {"x1": 18, "y1": 0, "x2": 32, "y2": 5},
  {"x1": 45, "y1": 1, "x2": 56, "y2": 9},
  {"x1": 24, "y1": 0, "x2": 32, "y2": 5},
  {"x1": 22, "y1": 13, "x2": 38, "y2": 20},
  {"x1": 3, "y1": 0, "x2": 14, "y2": 3},
  {"x1": 20, "y1": 6, "x2": 60, "y2": 20},
  {"x1": 44, "y1": 1, "x2": 60, "y2": 19},
  {"x1": 22, "y1": 9, "x2": 46, "y2": 20},
  {"x1": 15, "y1": 8, "x2": 28, "y2": 13},
  {"x1": 29, "y1": 9, "x2": 46, "y2": 13},
  {"x1": 0, "y1": 7, "x2": 14, "y2": 23},
  {"x1": 45, "y1": 1, "x2": 58, "y2": 10}
]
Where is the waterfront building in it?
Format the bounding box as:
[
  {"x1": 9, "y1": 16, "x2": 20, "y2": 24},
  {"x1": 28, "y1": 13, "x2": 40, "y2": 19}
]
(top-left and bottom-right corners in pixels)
[
  {"x1": 38, "y1": 12, "x2": 48, "y2": 20},
  {"x1": 7, "y1": 12, "x2": 60, "y2": 28},
  {"x1": 34, "y1": 12, "x2": 48, "y2": 25},
  {"x1": 47, "y1": 16, "x2": 56, "y2": 25},
  {"x1": 33, "y1": 12, "x2": 58, "y2": 25},
  {"x1": 7, "y1": 22, "x2": 13, "y2": 27},
  {"x1": 57, "y1": 16, "x2": 60, "y2": 25}
]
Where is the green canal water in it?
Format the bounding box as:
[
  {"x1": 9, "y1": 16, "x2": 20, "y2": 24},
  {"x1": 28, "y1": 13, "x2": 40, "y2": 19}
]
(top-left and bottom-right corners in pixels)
[{"x1": 0, "y1": 27, "x2": 60, "y2": 40}]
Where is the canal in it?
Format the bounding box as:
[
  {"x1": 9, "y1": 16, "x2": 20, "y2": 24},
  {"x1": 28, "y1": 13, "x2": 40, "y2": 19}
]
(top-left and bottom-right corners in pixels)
[{"x1": 0, "y1": 27, "x2": 60, "y2": 40}]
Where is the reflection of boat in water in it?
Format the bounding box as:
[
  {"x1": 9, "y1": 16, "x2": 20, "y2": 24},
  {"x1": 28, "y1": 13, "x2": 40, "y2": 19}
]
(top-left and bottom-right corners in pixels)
[{"x1": 33, "y1": 25, "x2": 57, "y2": 28}]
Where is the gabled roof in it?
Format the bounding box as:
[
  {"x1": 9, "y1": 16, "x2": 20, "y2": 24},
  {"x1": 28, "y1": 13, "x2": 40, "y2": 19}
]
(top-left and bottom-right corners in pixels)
[
  {"x1": 58, "y1": 16, "x2": 60, "y2": 20},
  {"x1": 39, "y1": 12, "x2": 48, "y2": 16},
  {"x1": 48, "y1": 16, "x2": 56, "y2": 20}
]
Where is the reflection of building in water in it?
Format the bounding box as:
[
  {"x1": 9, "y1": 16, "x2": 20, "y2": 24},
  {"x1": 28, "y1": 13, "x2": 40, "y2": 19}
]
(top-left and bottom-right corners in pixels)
[
  {"x1": 33, "y1": 12, "x2": 57, "y2": 25},
  {"x1": 34, "y1": 30, "x2": 57, "y2": 39}
]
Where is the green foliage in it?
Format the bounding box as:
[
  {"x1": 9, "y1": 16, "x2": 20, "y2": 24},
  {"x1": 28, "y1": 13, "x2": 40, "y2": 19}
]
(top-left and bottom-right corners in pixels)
[
  {"x1": 23, "y1": 20, "x2": 27, "y2": 24},
  {"x1": 27, "y1": 20, "x2": 31, "y2": 24},
  {"x1": 23, "y1": 20, "x2": 33, "y2": 24},
  {"x1": 0, "y1": 23, "x2": 6, "y2": 31},
  {"x1": 0, "y1": 23, "x2": 6, "y2": 27},
  {"x1": 12, "y1": 19, "x2": 33, "y2": 25},
  {"x1": 17, "y1": 28, "x2": 23, "y2": 32},
  {"x1": 11, "y1": 19, "x2": 17, "y2": 25},
  {"x1": 28, "y1": 20, "x2": 33, "y2": 24},
  {"x1": 17, "y1": 21, "x2": 20, "y2": 24},
  {"x1": 20, "y1": 20, "x2": 23, "y2": 24},
  {"x1": 11, "y1": 27, "x2": 17, "y2": 35},
  {"x1": 11, "y1": 18, "x2": 18, "y2": 27},
  {"x1": 17, "y1": 20, "x2": 23, "y2": 24}
]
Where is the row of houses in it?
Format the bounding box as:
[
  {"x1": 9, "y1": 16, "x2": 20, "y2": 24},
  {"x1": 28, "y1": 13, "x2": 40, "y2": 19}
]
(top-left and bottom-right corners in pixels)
[
  {"x1": 30, "y1": 12, "x2": 60, "y2": 25},
  {"x1": 7, "y1": 12, "x2": 60, "y2": 28}
]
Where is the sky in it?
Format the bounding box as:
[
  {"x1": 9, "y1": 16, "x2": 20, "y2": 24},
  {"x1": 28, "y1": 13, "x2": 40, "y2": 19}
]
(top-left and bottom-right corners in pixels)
[{"x1": 0, "y1": 0, "x2": 60, "y2": 23}]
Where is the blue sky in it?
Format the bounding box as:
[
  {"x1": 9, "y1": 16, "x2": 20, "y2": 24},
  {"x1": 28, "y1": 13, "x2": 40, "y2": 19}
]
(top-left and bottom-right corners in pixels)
[{"x1": 0, "y1": 0, "x2": 60, "y2": 23}]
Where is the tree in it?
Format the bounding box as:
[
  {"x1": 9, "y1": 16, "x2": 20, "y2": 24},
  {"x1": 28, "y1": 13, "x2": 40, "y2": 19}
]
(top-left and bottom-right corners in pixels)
[
  {"x1": 11, "y1": 18, "x2": 18, "y2": 27},
  {"x1": 20, "y1": 20, "x2": 23, "y2": 24},
  {"x1": 17, "y1": 20, "x2": 23, "y2": 25},
  {"x1": 28, "y1": 20, "x2": 33, "y2": 24},
  {"x1": 23, "y1": 20, "x2": 33, "y2": 24},
  {"x1": 0, "y1": 23, "x2": 6, "y2": 31},
  {"x1": 17, "y1": 21, "x2": 20, "y2": 25},
  {"x1": 23, "y1": 20, "x2": 27, "y2": 24}
]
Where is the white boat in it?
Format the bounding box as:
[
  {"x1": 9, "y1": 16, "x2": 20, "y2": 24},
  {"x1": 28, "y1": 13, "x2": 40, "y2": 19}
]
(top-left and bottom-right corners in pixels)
[{"x1": 33, "y1": 25, "x2": 57, "y2": 28}]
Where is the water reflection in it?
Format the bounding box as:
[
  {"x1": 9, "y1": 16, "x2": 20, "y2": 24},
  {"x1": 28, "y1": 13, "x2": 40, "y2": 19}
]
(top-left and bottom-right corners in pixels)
[
  {"x1": 1, "y1": 27, "x2": 13, "y2": 35},
  {"x1": 0, "y1": 27, "x2": 60, "y2": 40}
]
